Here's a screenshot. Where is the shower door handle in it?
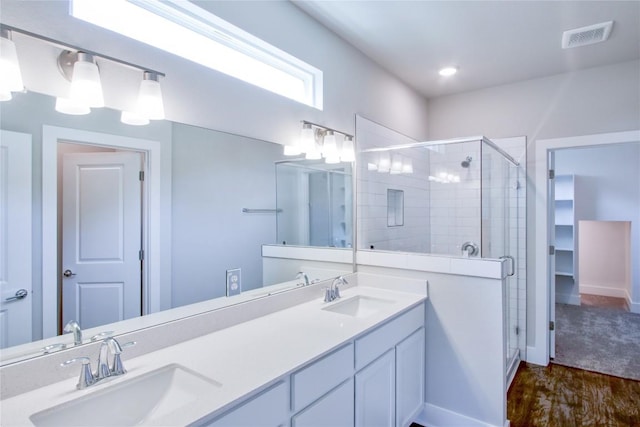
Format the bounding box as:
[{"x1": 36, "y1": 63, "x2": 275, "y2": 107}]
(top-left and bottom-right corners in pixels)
[{"x1": 500, "y1": 255, "x2": 515, "y2": 277}]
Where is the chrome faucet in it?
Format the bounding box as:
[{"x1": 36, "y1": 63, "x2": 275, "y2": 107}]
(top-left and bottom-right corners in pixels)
[
  {"x1": 296, "y1": 271, "x2": 310, "y2": 286},
  {"x1": 63, "y1": 320, "x2": 83, "y2": 346},
  {"x1": 324, "y1": 276, "x2": 348, "y2": 302},
  {"x1": 61, "y1": 337, "x2": 135, "y2": 390}
]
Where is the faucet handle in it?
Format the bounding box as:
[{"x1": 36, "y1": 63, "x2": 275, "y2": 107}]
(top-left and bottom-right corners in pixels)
[
  {"x1": 324, "y1": 287, "x2": 333, "y2": 303},
  {"x1": 109, "y1": 340, "x2": 136, "y2": 376},
  {"x1": 61, "y1": 357, "x2": 95, "y2": 389},
  {"x1": 90, "y1": 331, "x2": 114, "y2": 342}
]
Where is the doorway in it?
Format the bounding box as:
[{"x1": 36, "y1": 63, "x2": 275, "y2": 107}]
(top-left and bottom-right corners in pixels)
[
  {"x1": 41, "y1": 125, "x2": 162, "y2": 339},
  {"x1": 57, "y1": 142, "x2": 144, "y2": 332},
  {"x1": 531, "y1": 129, "x2": 640, "y2": 367}
]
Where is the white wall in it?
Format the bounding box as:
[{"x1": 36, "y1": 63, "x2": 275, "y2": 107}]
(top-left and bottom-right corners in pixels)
[
  {"x1": 171, "y1": 124, "x2": 285, "y2": 307},
  {"x1": 0, "y1": 0, "x2": 429, "y2": 146},
  {"x1": 556, "y1": 143, "x2": 640, "y2": 305},
  {"x1": 427, "y1": 59, "x2": 640, "y2": 356},
  {"x1": 579, "y1": 221, "x2": 632, "y2": 300}
]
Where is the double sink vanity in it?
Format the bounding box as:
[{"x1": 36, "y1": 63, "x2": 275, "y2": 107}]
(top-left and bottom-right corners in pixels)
[{"x1": 0, "y1": 273, "x2": 427, "y2": 426}]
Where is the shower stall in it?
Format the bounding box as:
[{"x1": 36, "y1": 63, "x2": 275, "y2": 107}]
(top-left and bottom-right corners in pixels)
[{"x1": 358, "y1": 135, "x2": 523, "y2": 370}]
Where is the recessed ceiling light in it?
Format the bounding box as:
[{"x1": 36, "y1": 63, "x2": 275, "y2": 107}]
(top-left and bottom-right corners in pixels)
[{"x1": 439, "y1": 67, "x2": 458, "y2": 77}]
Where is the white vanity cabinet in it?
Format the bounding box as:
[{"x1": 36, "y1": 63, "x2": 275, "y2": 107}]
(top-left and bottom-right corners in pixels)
[
  {"x1": 197, "y1": 302, "x2": 425, "y2": 427},
  {"x1": 354, "y1": 305, "x2": 425, "y2": 427},
  {"x1": 292, "y1": 378, "x2": 355, "y2": 427},
  {"x1": 201, "y1": 381, "x2": 289, "y2": 427}
]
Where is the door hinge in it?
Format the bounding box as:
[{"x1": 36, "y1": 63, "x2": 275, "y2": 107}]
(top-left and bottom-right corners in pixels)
[
  {"x1": 139, "y1": 250, "x2": 144, "y2": 261},
  {"x1": 548, "y1": 169, "x2": 555, "y2": 179},
  {"x1": 139, "y1": 171, "x2": 144, "y2": 181},
  {"x1": 549, "y1": 245, "x2": 555, "y2": 255},
  {"x1": 549, "y1": 321, "x2": 555, "y2": 331}
]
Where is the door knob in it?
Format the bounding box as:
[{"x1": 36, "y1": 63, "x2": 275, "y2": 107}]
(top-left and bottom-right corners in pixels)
[
  {"x1": 63, "y1": 269, "x2": 76, "y2": 278},
  {"x1": 5, "y1": 289, "x2": 28, "y2": 302}
]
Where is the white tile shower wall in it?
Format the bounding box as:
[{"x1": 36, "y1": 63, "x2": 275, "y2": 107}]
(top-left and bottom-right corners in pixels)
[
  {"x1": 428, "y1": 142, "x2": 482, "y2": 256},
  {"x1": 356, "y1": 116, "x2": 431, "y2": 253}
]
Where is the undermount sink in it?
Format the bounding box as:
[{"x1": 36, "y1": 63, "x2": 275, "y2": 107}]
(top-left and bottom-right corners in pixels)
[
  {"x1": 322, "y1": 295, "x2": 394, "y2": 318},
  {"x1": 30, "y1": 364, "x2": 222, "y2": 426}
]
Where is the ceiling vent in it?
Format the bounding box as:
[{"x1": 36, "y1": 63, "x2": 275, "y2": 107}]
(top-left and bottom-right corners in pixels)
[{"x1": 562, "y1": 21, "x2": 613, "y2": 49}]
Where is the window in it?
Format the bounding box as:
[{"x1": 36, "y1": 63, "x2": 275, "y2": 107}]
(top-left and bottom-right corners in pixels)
[{"x1": 70, "y1": 0, "x2": 323, "y2": 109}]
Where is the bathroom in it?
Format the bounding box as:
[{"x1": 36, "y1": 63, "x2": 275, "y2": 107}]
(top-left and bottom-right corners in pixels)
[{"x1": 1, "y1": 1, "x2": 639, "y2": 426}]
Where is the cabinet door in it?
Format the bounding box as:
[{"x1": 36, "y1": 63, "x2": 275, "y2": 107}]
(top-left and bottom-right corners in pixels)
[
  {"x1": 203, "y1": 381, "x2": 288, "y2": 427},
  {"x1": 292, "y1": 378, "x2": 354, "y2": 427},
  {"x1": 355, "y1": 350, "x2": 395, "y2": 427},
  {"x1": 396, "y1": 328, "x2": 425, "y2": 427}
]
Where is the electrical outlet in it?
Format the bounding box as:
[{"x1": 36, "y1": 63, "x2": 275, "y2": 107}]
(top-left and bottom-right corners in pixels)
[{"x1": 226, "y1": 268, "x2": 241, "y2": 296}]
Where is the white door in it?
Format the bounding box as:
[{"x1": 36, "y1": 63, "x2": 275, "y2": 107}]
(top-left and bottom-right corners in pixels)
[
  {"x1": 62, "y1": 151, "x2": 142, "y2": 330},
  {"x1": 355, "y1": 349, "x2": 395, "y2": 427},
  {"x1": 0, "y1": 130, "x2": 32, "y2": 348},
  {"x1": 548, "y1": 151, "x2": 556, "y2": 358}
]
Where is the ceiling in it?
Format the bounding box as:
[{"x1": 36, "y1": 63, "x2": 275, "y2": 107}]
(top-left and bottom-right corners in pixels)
[{"x1": 292, "y1": 1, "x2": 640, "y2": 99}]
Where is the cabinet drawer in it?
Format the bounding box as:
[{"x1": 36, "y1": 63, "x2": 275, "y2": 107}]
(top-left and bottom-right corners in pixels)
[
  {"x1": 355, "y1": 304, "x2": 424, "y2": 370},
  {"x1": 204, "y1": 381, "x2": 288, "y2": 427},
  {"x1": 292, "y1": 343, "x2": 354, "y2": 412},
  {"x1": 292, "y1": 378, "x2": 354, "y2": 427}
]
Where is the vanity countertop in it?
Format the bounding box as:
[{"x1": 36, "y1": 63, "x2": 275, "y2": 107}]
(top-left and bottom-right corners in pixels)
[{"x1": 0, "y1": 284, "x2": 426, "y2": 426}]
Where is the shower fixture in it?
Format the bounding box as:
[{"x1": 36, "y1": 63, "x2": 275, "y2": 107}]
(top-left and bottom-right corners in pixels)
[{"x1": 461, "y1": 156, "x2": 472, "y2": 168}]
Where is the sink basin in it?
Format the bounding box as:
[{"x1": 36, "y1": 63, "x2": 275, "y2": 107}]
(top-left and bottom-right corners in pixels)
[
  {"x1": 322, "y1": 295, "x2": 394, "y2": 318},
  {"x1": 30, "y1": 364, "x2": 222, "y2": 426}
]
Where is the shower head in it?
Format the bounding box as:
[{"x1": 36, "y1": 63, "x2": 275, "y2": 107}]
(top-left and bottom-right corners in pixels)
[{"x1": 461, "y1": 156, "x2": 472, "y2": 168}]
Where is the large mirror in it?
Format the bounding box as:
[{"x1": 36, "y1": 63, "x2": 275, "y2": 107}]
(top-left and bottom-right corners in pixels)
[{"x1": 0, "y1": 90, "x2": 354, "y2": 364}]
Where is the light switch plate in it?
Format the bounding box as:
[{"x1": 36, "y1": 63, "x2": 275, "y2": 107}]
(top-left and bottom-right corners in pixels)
[{"x1": 226, "y1": 268, "x2": 241, "y2": 296}]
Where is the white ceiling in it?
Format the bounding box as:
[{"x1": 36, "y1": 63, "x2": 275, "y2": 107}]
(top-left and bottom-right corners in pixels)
[{"x1": 293, "y1": 1, "x2": 640, "y2": 99}]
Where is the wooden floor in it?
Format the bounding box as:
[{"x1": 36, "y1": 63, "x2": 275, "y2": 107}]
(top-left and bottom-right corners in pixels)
[{"x1": 508, "y1": 363, "x2": 640, "y2": 427}]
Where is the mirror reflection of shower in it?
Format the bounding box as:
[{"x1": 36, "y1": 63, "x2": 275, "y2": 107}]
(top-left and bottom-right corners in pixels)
[{"x1": 275, "y1": 160, "x2": 352, "y2": 248}]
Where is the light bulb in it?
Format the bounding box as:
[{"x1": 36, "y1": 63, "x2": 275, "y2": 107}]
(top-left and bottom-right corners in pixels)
[
  {"x1": 390, "y1": 154, "x2": 403, "y2": 174},
  {"x1": 402, "y1": 158, "x2": 413, "y2": 174},
  {"x1": 378, "y1": 152, "x2": 390, "y2": 173},
  {"x1": 0, "y1": 31, "x2": 24, "y2": 93},
  {"x1": 439, "y1": 67, "x2": 457, "y2": 77},
  {"x1": 322, "y1": 131, "x2": 338, "y2": 158},
  {"x1": 300, "y1": 123, "x2": 314, "y2": 153},
  {"x1": 70, "y1": 53, "x2": 104, "y2": 108},
  {"x1": 340, "y1": 136, "x2": 355, "y2": 162},
  {"x1": 137, "y1": 71, "x2": 164, "y2": 120}
]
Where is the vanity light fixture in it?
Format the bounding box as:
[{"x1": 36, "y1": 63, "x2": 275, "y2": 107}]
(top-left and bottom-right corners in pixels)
[
  {"x1": 0, "y1": 29, "x2": 24, "y2": 101},
  {"x1": 390, "y1": 154, "x2": 404, "y2": 175},
  {"x1": 55, "y1": 96, "x2": 91, "y2": 115},
  {"x1": 401, "y1": 158, "x2": 414, "y2": 174},
  {"x1": 377, "y1": 152, "x2": 391, "y2": 173},
  {"x1": 136, "y1": 71, "x2": 165, "y2": 120},
  {"x1": 287, "y1": 121, "x2": 355, "y2": 164},
  {"x1": 438, "y1": 66, "x2": 458, "y2": 77},
  {"x1": 1, "y1": 24, "x2": 165, "y2": 123}
]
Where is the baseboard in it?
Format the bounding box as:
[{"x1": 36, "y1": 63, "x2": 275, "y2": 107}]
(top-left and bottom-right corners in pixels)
[
  {"x1": 630, "y1": 299, "x2": 640, "y2": 314},
  {"x1": 525, "y1": 345, "x2": 548, "y2": 366},
  {"x1": 556, "y1": 292, "x2": 581, "y2": 305},
  {"x1": 415, "y1": 403, "x2": 503, "y2": 427},
  {"x1": 579, "y1": 284, "x2": 629, "y2": 299}
]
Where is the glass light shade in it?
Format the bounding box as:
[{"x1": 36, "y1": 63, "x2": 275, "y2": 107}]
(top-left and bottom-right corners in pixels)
[
  {"x1": 55, "y1": 97, "x2": 91, "y2": 115},
  {"x1": 390, "y1": 154, "x2": 403, "y2": 174},
  {"x1": 322, "y1": 131, "x2": 338, "y2": 158},
  {"x1": 137, "y1": 72, "x2": 165, "y2": 120},
  {"x1": 0, "y1": 91, "x2": 12, "y2": 101},
  {"x1": 401, "y1": 158, "x2": 413, "y2": 174},
  {"x1": 0, "y1": 34, "x2": 24, "y2": 92},
  {"x1": 325, "y1": 154, "x2": 340, "y2": 164},
  {"x1": 300, "y1": 123, "x2": 314, "y2": 153},
  {"x1": 340, "y1": 136, "x2": 355, "y2": 162},
  {"x1": 377, "y1": 152, "x2": 390, "y2": 173},
  {"x1": 283, "y1": 142, "x2": 302, "y2": 156},
  {"x1": 70, "y1": 54, "x2": 104, "y2": 108},
  {"x1": 121, "y1": 110, "x2": 150, "y2": 126}
]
